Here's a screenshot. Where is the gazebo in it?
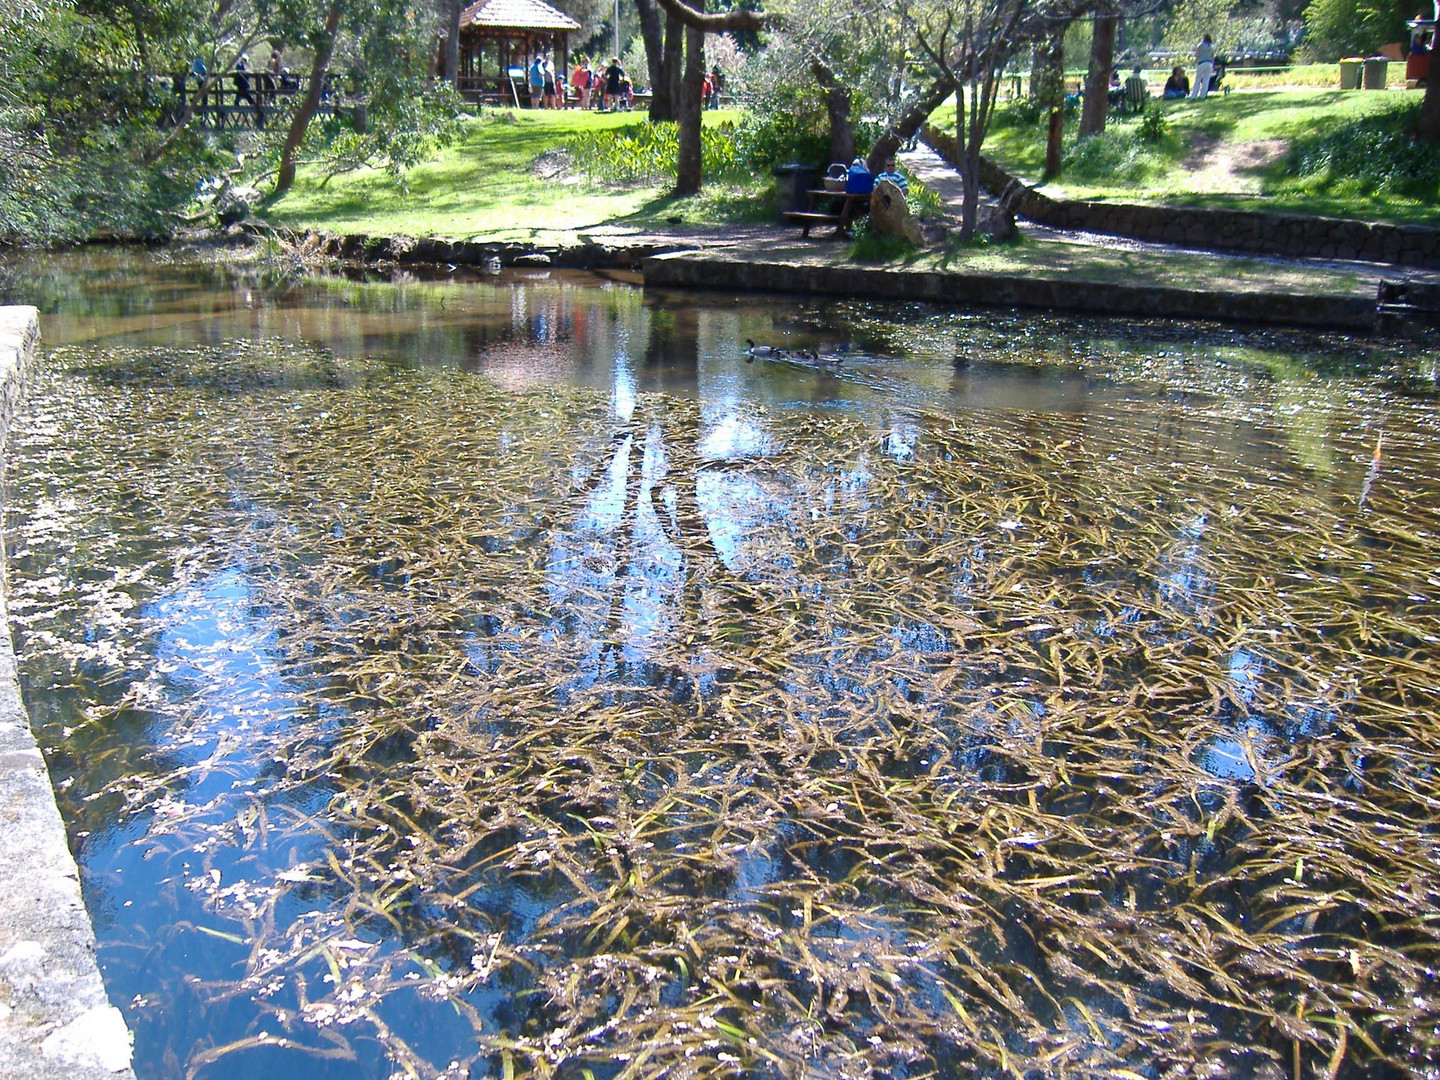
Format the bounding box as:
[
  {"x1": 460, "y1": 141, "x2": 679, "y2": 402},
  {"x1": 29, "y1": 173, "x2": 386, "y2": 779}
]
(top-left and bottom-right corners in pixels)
[{"x1": 457, "y1": 0, "x2": 582, "y2": 105}]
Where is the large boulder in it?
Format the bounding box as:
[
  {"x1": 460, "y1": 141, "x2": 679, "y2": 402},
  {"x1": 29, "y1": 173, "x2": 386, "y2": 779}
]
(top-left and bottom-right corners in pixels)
[{"x1": 869, "y1": 179, "x2": 922, "y2": 245}]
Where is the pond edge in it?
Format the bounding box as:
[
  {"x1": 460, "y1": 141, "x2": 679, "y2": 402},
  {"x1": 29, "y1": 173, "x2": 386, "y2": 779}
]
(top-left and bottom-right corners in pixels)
[{"x1": 0, "y1": 306, "x2": 138, "y2": 1080}]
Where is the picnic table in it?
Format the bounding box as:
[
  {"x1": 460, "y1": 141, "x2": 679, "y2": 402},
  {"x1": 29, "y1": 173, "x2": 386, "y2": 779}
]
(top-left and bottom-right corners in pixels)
[{"x1": 784, "y1": 189, "x2": 871, "y2": 239}]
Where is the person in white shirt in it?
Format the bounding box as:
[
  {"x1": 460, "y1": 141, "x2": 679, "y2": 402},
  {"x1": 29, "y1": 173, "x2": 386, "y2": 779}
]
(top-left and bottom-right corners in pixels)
[{"x1": 1191, "y1": 34, "x2": 1215, "y2": 99}]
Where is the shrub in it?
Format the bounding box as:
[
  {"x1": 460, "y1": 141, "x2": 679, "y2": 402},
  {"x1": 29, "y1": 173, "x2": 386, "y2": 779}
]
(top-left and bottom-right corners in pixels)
[
  {"x1": 1065, "y1": 125, "x2": 1179, "y2": 183},
  {"x1": 849, "y1": 216, "x2": 916, "y2": 262},
  {"x1": 561, "y1": 120, "x2": 747, "y2": 185},
  {"x1": 1286, "y1": 103, "x2": 1440, "y2": 200}
]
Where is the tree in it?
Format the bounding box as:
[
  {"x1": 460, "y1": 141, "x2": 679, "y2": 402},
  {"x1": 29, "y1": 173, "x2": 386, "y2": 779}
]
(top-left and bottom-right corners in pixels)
[{"x1": 1079, "y1": 10, "x2": 1117, "y2": 137}]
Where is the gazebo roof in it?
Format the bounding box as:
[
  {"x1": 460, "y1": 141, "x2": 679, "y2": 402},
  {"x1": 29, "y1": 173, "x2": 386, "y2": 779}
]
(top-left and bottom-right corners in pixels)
[{"x1": 459, "y1": 0, "x2": 580, "y2": 32}]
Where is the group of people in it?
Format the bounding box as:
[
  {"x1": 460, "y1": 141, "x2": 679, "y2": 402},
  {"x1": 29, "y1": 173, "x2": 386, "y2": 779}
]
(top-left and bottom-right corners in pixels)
[
  {"x1": 526, "y1": 56, "x2": 725, "y2": 111},
  {"x1": 527, "y1": 56, "x2": 633, "y2": 110},
  {"x1": 1161, "y1": 34, "x2": 1222, "y2": 100},
  {"x1": 182, "y1": 48, "x2": 314, "y2": 127}
]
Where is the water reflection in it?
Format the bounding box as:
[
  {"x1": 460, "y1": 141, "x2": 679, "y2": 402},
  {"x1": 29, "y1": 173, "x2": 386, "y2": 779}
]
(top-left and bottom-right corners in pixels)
[{"x1": 3, "y1": 250, "x2": 1440, "y2": 1080}]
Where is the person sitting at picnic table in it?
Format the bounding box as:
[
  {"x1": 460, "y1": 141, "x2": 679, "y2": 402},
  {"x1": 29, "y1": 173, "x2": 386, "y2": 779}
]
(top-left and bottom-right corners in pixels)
[
  {"x1": 603, "y1": 58, "x2": 625, "y2": 111},
  {"x1": 1163, "y1": 65, "x2": 1190, "y2": 98},
  {"x1": 874, "y1": 155, "x2": 908, "y2": 194}
]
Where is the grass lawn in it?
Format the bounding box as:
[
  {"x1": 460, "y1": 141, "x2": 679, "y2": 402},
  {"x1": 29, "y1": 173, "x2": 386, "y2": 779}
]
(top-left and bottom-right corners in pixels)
[
  {"x1": 263, "y1": 108, "x2": 760, "y2": 241},
  {"x1": 950, "y1": 87, "x2": 1440, "y2": 225}
]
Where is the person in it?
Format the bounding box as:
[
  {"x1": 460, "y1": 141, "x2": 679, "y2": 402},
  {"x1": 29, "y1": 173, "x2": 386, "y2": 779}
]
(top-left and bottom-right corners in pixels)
[
  {"x1": 1107, "y1": 68, "x2": 1125, "y2": 108},
  {"x1": 1124, "y1": 65, "x2": 1148, "y2": 110},
  {"x1": 190, "y1": 56, "x2": 208, "y2": 108},
  {"x1": 542, "y1": 55, "x2": 557, "y2": 108},
  {"x1": 1191, "y1": 33, "x2": 1215, "y2": 99},
  {"x1": 264, "y1": 49, "x2": 281, "y2": 105},
  {"x1": 528, "y1": 55, "x2": 545, "y2": 107},
  {"x1": 701, "y1": 71, "x2": 713, "y2": 108},
  {"x1": 708, "y1": 66, "x2": 724, "y2": 108},
  {"x1": 1163, "y1": 65, "x2": 1190, "y2": 98},
  {"x1": 603, "y1": 57, "x2": 625, "y2": 111},
  {"x1": 873, "y1": 155, "x2": 908, "y2": 194},
  {"x1": 572, "y1": 58, "x2": 592, "y2": 109},
  {"x1": 618, "y1": 75, "x2": 633, "y2": 110},
  {"x1": 233, "y1": 54, "x2": 265, "y2": 127}
]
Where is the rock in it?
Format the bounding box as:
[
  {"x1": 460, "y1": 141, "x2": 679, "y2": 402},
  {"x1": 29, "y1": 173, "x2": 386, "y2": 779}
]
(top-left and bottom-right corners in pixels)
[{"x1": 869, "y1": 180, "x2": 922, "y2": 245}]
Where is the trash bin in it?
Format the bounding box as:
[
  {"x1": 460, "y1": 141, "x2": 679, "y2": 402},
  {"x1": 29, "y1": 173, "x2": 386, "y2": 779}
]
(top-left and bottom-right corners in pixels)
[
  {"x1": 772, "y1": 163, "x2": 818, "y2": 221},
  {"x1": 1363, "y1": 56, "x2": 1389, "y2": 89},
  {"x1": 1339, "y1": 57, "x2": 1364, "y2": 89}
]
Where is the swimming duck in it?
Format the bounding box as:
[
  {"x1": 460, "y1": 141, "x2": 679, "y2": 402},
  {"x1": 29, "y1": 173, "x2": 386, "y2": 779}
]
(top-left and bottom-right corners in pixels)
[{"x1": 745, "y1": 339, "x2": 778, "y2": 359}]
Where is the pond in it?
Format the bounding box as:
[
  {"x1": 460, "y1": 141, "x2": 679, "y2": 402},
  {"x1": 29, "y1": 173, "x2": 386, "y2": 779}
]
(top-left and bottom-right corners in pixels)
[{"x1": 2, "y1": 249, "x2": 1438, "y2": 1080}]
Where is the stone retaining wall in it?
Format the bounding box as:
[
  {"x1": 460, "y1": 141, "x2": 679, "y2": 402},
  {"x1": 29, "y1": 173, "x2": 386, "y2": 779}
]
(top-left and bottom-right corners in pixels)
[
  {"x1": 924, "y1": 125, "x2": 1440, "y2": 271},
  {"x1": 643, "y1": 252, "x2": 1377, "y2": 332},
  {"x1": 267, "y1": 229, "x2": 665, "y2": 269},
  {"x1": 0, "y1": 307, "x2": 137, "y2": 1080}
]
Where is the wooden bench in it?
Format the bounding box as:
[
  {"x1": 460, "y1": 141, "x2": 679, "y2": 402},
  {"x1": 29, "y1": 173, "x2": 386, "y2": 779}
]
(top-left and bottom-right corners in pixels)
[
  {"x1": 783, "y1": 211, "x2": 845, "y2": 238},
  {"x1": 783, "y1": 190, "x2": 871, "y2": 239}
]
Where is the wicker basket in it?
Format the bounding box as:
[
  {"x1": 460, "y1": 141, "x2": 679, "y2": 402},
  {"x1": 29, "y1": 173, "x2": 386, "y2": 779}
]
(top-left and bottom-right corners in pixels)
[{"x1": 823, "y1": 164, "x2": 848, "y2": 192}]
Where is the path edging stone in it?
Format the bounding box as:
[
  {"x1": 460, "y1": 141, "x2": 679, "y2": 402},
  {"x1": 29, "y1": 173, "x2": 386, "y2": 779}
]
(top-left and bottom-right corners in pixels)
[{"x1": 0, "y1": 306, "x2": 138, "y2": 1080}]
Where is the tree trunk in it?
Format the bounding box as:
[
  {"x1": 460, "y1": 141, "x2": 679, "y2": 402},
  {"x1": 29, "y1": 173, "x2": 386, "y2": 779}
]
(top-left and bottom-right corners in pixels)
[
  {"x1": 1036, "y1": 29, "x2": 1065, "y2": 179},
  {"x1": 273, "y1": 0, "x2": 343, "y2": 200},
  {"x1": 1079, "y1": 13, "x2": 1116, "y2": 137},
  {"x1": 812, "y1": 59, "x2": 854, "y2": 166},
  {"x1": 1045, "y1": 107, "x2": 1064, "y2": 179},
  {"x1": 663, "y1": 14, "x2": 684, "y2": 119},
  {"x1": 1419, "y1": 72, "x2": 1440, "y2": 143},
  {"x1": 443, "y1": 0, "x2": 461, "y2": 87},
  {"x1": 864, "y1": 76, "x2": 956, "y2": 172},
  {"x1": 636, "y1": 0, "x2": 669, "y2": 119},
  {"x1": 674, "y1": 20, "x2": 704, "y2": 194}
]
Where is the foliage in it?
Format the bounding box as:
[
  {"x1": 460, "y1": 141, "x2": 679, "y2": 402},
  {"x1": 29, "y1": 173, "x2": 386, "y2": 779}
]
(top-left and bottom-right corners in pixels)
[
  {"x1": 1137, "y1": 105, "x2": 1170, "y2": 142},
  {"x1": 1163, "y1": 0, "x2": 1297, "y2": 58},
  {"x1": 1066, "y1": 124, "x2": 1181, "y2": 182},
  {"x1": 0, "y1": 0, "x2": 228, "y2": 242},
  {"x1": 307, "y1": 82, "x2": 464, "y2": 188},
  {"x1": 562, "y1": 119, "x2": 746, "y2": 183},
  {"x1": 1300, "y1": 0, "x2": 1411, "y2": 59},
  {"x1": 848, "y1": 214, "x2": 918, "y2": 260},
  {"x1": 1285, "y1": 100, "x2": 1440, "y2": 198}
]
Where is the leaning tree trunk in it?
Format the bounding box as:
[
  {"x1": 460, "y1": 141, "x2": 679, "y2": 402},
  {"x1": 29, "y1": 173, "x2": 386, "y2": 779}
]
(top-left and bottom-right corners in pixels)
[
  {"x1": 636, "y1": 0, "x2": 670, "y2": 120},
  {"x1": 674, "y1": 20, "x2": 705, "y2": 194},
  {"x1": 1079, "y1": 13, "x2": 1117, "y2": 137},
  {"x1": 1419, "y1": 71, "x2": 1440, "y2": 143},
  {"x1": 812, "y1": 59, "x2": 855, "y2": 166},
  {"x1": 273, "y1": 0, "x2": 343, "y2": 199},
  {"x1": 865, "y1": 76, "x2": 956, "y2": 172}
]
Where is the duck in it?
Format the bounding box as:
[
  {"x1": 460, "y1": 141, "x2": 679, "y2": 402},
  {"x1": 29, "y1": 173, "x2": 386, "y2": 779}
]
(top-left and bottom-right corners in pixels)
[{"x1": 746, "y1": 340, "x2": 824, "y2": 363}]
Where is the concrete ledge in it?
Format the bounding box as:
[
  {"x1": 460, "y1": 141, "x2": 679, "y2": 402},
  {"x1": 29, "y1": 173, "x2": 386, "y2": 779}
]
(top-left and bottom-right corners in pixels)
[
  {"x1": 642, "y1": 253, "x2": 1377, "y2": 333},
  {"x1": 0, "y1": 307, "x2": 137, "y2": 1080}
]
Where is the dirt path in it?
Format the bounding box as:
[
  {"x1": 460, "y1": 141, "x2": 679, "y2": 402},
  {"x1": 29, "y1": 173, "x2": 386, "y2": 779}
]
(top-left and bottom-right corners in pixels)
[{"x1": 1180, "y1": 133, "x2": 1288, "y2": 194}]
